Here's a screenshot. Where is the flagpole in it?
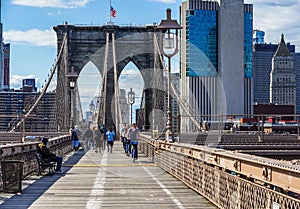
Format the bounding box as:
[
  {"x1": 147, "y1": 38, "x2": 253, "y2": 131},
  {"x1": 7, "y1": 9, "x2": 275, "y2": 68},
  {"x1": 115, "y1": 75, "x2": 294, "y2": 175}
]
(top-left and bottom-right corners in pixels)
[{"x1": 109, "y1": 0, "x2": 111, "y2": 24}]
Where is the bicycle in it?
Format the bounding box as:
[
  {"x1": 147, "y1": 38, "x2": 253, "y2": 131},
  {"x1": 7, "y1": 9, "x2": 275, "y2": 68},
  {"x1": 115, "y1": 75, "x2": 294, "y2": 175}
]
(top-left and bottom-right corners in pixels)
[{"x1": 130, "y1": 140, "x2": 138, "y2": 163}]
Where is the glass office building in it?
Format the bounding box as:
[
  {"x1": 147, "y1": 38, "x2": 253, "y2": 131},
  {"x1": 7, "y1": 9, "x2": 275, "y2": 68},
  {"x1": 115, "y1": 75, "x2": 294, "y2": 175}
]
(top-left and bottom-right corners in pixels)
[
  {"x1": 186, "y1": 9, "x2": 218, "y2": 77},
  {"x1": 185, "y1": 2, "x2": 253, "y2": 79},
  {"x1": 180, "y1": 0, "x2": 253, "y2": 132},
  {"x1": 244, "y1": 9, "x2": 253, "y2": 78}
]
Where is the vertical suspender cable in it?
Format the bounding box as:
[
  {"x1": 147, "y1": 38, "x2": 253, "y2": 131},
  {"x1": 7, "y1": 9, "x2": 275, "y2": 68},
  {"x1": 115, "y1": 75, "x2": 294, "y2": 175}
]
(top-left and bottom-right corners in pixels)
[
  {"x1": 64, "y1": 30, "x2": 70, "y2": 129},
  {"x1": 153, "y1": 34, "x2": 201, "y2": 130},
  {"x1": 103, "y1": 32, "x2": 109, "y2": 124},
  {"x1": 112, "y1": 32, "x2": 121, "y2": 133},
  {"x1": 76, "y1": 84, "x2": 84, "y2": 123},
  {"x1": 96, "y1": 32, "x2": 110, "y2": 126},
  {"x1": 10, "y1": 33, "x2": 68, "y2": 132}
]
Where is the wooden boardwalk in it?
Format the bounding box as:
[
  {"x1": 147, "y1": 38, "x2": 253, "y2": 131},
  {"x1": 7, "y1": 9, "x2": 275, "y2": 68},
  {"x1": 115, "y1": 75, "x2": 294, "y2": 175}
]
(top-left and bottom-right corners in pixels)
[{"x1": 0, "y1": 141, "x2": 216, "y2": 209}]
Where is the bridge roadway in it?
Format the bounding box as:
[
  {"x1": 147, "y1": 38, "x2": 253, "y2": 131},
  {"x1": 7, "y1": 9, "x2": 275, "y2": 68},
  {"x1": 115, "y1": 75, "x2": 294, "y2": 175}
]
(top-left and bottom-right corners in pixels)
[{"x1": 0, "y1": 141, "x2": 216, "y2": 209}]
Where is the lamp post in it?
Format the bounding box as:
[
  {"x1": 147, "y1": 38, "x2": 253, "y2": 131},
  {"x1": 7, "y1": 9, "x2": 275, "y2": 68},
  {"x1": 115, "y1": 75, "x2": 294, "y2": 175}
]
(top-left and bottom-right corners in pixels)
[
  {"x1": 157, "y1": 8, "x2": 181, "y2": 142},
  {"x1": 66, "y1": 66, "x2": 78, "y2": 128},
  {"x1": 127, "y1": 88, "x2": 135, "y2": 125}
]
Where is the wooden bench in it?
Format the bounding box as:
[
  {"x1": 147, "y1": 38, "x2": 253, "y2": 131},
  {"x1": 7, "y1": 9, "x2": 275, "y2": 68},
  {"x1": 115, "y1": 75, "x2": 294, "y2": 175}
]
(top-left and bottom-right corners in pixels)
[{"x1": 35, "y1": 153, "x2": 56, "y2": 176}]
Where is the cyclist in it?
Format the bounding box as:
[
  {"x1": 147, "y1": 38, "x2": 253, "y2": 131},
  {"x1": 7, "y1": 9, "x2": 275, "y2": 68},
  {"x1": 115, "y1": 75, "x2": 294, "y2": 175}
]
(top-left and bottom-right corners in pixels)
[{"x1": 127, "y1": 123, "x2": 140, "y2": 161}]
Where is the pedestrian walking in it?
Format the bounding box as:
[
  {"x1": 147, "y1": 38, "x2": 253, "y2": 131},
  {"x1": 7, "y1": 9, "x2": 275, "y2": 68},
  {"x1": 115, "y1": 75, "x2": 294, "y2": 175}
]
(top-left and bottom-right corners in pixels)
[
  {"x1": 100, "y1": 124, "x2": 107, "y2": 150},
  {"x1": 71, "y1": 126, "x2": 80, "y2": 154},
  {"x1": 94, "y1": 126, "x2": 102, "y2": 153},
  {"x1": 106, "y1": 127, "x2": 115, "y2": 153},
  {"x1": 83, "y1": 126, "x2": 93, "y2": 150},
  {"x1": 120, "y1": 124, "x2": 128, "y2": 152}
]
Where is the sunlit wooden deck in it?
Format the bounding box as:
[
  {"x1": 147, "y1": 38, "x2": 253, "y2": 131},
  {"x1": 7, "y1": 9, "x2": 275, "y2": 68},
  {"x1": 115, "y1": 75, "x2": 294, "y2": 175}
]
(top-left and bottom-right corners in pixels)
[{"x1": 0, "y1": 141, "x2": 216, "y2": 209}]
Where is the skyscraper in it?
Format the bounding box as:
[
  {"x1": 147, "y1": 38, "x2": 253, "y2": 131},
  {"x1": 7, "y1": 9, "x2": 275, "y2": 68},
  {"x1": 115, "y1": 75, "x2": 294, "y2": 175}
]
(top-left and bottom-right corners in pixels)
[
  {"x1": 270, "y1": 34, "x2": 296, "y2": 106},
  {"x1": 253, "y1": 33, "x2": 300, "y2": 113},
  {"x1": 253, "y1": 29, "x2": 265, "y2": 44},
  {"x1": 3, "y1": 43, "x2": 10, "y2": 90},
  {"x1": 119, "y1": 89, "x2": 130, "y2": 126},
  {"x1": 0, "y1": 0, "x2": 9, "y2": 90},
  {"x1": 0, "y1": 0, "x2": 3, "y2": 90},
  {"x1": 180, "y1": 0, "x2": 253, "y2": 132}
]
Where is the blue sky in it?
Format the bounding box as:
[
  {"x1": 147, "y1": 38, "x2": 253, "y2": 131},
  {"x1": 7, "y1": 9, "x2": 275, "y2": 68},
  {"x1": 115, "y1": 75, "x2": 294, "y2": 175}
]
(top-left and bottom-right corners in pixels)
[{"x1": 2, "y1": 0, "x2": 300, "y2": 113}]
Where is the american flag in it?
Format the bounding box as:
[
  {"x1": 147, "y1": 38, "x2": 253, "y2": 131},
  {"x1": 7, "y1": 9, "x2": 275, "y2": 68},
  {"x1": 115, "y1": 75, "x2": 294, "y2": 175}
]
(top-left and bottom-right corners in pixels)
[{"x1": 110, "y1": 6, "x2": 116, "y2": 18}]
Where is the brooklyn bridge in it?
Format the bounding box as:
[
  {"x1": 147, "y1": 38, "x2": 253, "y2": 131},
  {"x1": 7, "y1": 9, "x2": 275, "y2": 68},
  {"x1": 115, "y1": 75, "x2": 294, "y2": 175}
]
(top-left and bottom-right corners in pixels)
[{"x1": 0, "y1": 16, "x2": 299, "y2": 209}]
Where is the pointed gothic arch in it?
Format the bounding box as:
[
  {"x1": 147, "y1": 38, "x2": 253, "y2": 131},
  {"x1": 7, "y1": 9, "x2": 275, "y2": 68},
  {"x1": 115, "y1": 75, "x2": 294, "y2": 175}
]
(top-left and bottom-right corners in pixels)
[{"x1": 54, "y1": 23, "x2": 164, "y2": 131}]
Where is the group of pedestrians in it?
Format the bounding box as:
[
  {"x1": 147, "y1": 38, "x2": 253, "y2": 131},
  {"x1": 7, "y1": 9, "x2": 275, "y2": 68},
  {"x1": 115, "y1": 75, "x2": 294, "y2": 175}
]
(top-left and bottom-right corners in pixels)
[
  {"x1": 76, "y1": 124, "x2": 116, "y2": 154},
  {"x1": 36, "y1": 123, "x2": 139, "y2": 175},
  {"x1": 70, "y1": 122, "x2": 140, "y2": 160},
  {"x1": 83, "y1": 122, "x2": 140, "y2": 159}
]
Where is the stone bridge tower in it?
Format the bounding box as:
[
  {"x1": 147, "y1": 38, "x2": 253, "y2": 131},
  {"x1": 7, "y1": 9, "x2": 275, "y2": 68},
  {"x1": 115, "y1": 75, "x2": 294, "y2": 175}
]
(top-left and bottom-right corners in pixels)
[{"x1": 54, "y1": 23, "x2": 164, "y2": 131}]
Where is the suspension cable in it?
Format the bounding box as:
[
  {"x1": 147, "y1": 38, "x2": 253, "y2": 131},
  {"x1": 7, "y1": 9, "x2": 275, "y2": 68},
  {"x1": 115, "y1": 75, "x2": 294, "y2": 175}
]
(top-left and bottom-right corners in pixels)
[
  {"x1": 112, "y1": 32, "x2": 122, "y2": 134},
  {"x1": 75, "y1": 83, "x2": 84, "y2": 123},
  {"x1": 95, "y1": 32, "x2": 110, "y2": 126},
  {"x1": 153, "y1": 34, "x2": 201, "y2": 130},
  {"x1": 10, "y1": 33, "x2": 68, "y2": 132}
]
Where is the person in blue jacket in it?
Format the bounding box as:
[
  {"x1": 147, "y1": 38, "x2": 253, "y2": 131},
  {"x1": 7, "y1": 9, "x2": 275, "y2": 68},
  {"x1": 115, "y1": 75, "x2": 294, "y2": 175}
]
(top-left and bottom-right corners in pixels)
[{"x1": 106, "y1": 127, "x2": 115, "y2": 153}]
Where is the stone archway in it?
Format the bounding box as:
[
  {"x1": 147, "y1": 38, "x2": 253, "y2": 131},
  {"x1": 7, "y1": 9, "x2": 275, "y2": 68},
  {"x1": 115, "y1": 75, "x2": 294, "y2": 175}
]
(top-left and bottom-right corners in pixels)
[{"x1": 54, "y1": 23, "x2": 164, "y2": 131}]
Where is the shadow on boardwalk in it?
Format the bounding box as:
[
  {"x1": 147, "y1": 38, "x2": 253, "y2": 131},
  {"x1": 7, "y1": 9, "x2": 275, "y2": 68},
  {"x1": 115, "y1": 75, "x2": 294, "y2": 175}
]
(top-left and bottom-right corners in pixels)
[
  {"x1": 0, "y1": 150, "x2": 85, "y2": 209},
  {"x1": 0, "y1": 142, "x2": 216, "y2": 209}
]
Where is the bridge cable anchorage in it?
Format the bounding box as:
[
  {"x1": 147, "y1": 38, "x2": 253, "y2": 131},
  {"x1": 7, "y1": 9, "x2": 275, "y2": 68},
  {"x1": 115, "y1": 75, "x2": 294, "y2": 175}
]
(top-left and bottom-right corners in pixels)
[
  {"x1": 95, "y1": 32, "x2": 110, "y2": 126},
  {"x1": 153, "y1": 34, "x2": 202, "y2": 131},
  {"x1": 112, "y1": 32, "x2": 122, "y2": 133},
  {"x1": 10, "y1": 32, "x2": 68, "y2": 132}
]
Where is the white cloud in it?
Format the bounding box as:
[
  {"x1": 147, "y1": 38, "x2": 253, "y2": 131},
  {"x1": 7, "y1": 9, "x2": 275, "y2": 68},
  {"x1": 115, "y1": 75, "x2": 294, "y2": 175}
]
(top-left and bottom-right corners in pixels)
[
  {"x1": 150, "y1": 0, "x2": 176, "y2": 3},
  {"x1": 77, "y1": 63, "x2": 102, "y2": 113},
  {"x1": 10, "y1": 74, "x2": 36, "y2": 89},
  {"x1": 48, "y1": 10, "x2": 62, "y2": 16},
  {"x1": 46, "y1": 80, "x2": 57, "y2": 92},
  {"x1": 3, "y1": 29, "x2": 56, "y2": 47},
  {"x1": 245, "y1": 0, "x2": 300, "y2": 51},
  {"x1": 119, "y1": 68, "x2": 144, "y2": 97},
  {"x1": 11, "y1": 0, "x2": 92, "y2": 8},
  {"x1": 10, "y1": 74, "x2": 57, "y2": 92},
  {"x1": 246, "y1": 0, "x2": 298, "y2": 7}
]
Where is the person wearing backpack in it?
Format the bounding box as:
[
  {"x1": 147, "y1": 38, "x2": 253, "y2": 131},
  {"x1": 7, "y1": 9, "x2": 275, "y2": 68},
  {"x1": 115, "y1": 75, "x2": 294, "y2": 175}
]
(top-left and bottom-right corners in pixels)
[
  {"x1": 83, "y1": 126, "x2": 93, "y2": 150},
  {"x1": 71, "y1": 126, "x2": 80, "y2": 154},
  {"x1": 106, "y1": 127, "x2": 115, "y2": 153},
  {"x1": 100, "y1": 124, "x2": 107, "y2": 150},
  {"x1": 93, "y1": 126, "x2": 102, "y2": 153}
]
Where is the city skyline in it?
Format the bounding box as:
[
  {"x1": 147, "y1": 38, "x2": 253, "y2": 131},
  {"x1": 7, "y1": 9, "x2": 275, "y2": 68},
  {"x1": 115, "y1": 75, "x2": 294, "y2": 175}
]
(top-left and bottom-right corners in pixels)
[{"x1": 1, "y1": 0, "x2": 300, "y2": 113}]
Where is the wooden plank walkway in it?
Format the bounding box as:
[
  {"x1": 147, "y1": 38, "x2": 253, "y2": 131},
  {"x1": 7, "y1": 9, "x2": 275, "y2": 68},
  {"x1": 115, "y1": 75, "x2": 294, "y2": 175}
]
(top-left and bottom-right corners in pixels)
[{"x1": 0, "y1": 141, "x2": 216, "y2": 209}]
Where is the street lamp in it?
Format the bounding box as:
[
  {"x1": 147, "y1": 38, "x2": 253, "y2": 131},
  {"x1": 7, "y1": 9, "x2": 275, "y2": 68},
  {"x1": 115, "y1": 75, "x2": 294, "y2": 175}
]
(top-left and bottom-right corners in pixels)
[
  {"x1": 157, "y1": 8, "x2": 181, "y2": 142},
  {"x1": 127, "y1": 88, "x2": 135, "y2": 125},
  {"x1": 66, "y1": 66, "x2": 78, "y2": 90},
  {"x1": 66, "y1": 66, "x2": 78, "y2": 128}
]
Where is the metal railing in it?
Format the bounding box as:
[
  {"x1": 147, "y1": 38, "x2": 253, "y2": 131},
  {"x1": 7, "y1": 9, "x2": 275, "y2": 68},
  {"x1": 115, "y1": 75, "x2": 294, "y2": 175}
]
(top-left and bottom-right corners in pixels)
[
  {"x1": 0, "y1": 132, "x2": 69, "y2": 144},
  {"x1": 0, "y1": 134, "x2": 72, "y2": 191},
  {"x1": 139, "y1": 134, "x2": 300, "y2": 209}
]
